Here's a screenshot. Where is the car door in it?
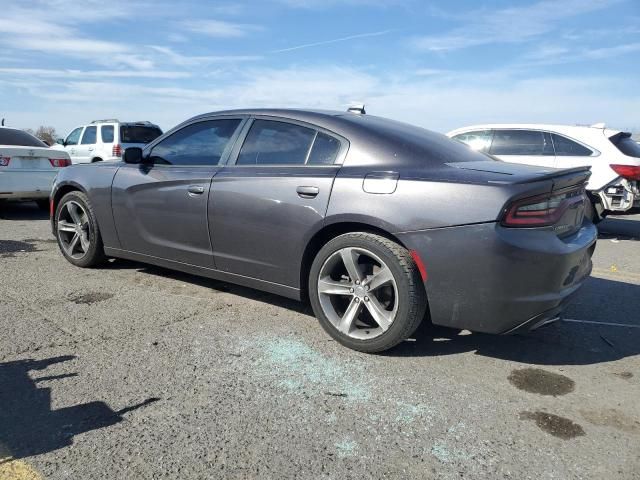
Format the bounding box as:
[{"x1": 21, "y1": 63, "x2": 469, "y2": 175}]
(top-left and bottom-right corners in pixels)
[
  {"x1": 63, "y1": 127, "x2": 84, "y2": 163},
  {"x1": 75, "y1": 125, "x2": 97, "y2": 163},
  {"x1": 111, "y1": 117, "x2": 244, "y2": 267},
  {"x1": 210, "y1": 118, "x2": 346, "y2": 288},
  {"x1": 489, "y1": 129, "x2": 556, "y2": 167}
]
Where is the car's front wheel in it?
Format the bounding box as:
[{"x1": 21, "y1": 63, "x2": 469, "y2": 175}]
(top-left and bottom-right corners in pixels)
[
  {"x1": 55, "y1": 191, "x2": 105, "y2": 267},
  {"x1": 309, "y1": 232, "x2": 427, "y2": 353}
]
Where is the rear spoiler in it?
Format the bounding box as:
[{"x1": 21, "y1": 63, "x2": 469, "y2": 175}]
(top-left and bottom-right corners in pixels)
[
  {"x1": 511, "y1": 166, "x2": 591, "y2": 187},
  {"x1": 608, "y1": 131, "x2": 633, "y2": 143}
]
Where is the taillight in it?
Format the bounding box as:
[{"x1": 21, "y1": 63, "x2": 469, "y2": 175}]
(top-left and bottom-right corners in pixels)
[
  {"x1": 112, "y1": 144, "x2": 122, "y2": 156},
  {"x1": 610, "y1": 164, "x2": 640, "y2": 181},
  {"x1": 502, "y1": 187, "x2": 585, "y2": 227},
  {"x1": 0, "y1": 156, "x2": 10, "y2": 166},
  {"x1": 49, "y1": 158, "x2": 71, "y2": 167}
]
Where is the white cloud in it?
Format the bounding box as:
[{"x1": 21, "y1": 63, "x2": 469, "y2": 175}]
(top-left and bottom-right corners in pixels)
[
  {"x1": 412, "y1": 0, "x2": 623, "y2": 51},
  {"x1": 0, "y1": 67, "x2": 190, "y2": 79},
  {"x1": 148, "y1": 46, "x2": 262, "y2": 67},
  {"x1": 7, "y1": 65, "x2": 639, "y2": 134},
  {"x1": 180, "y1": 19, "x2": 260, "y2": 38}
]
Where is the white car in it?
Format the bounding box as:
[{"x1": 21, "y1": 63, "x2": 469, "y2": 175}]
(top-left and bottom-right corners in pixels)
[
  {"x1": 447, "y1": 124, "x2": 640, "y2": 220},
  {"x1": 52, "y1": 119, "x2": 162, "y2": 164},
  {"x1": 0, "y1": 127, "x2": 71, "y2": 210}
]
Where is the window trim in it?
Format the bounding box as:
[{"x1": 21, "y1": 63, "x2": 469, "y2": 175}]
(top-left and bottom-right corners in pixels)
[
  {"x1": 141, "y1": 117, "x2": 247, "y2": 168},
  {"x1": 226, "y1": 115, "x2": 349, "y2": 168},
  {"x1": 465, "y1": 128, "x2": 600, "y2": 157},
  {"x1": 488, "y1": 129, "x2": 555, "y2": 157},
  {"x1": 549, "y1": 132, "x2": 599, "y2": 157}
]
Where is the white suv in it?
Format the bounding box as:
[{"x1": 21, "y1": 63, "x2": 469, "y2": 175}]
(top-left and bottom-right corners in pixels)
[
  {"x1": 447, "y1": 124, "x2": 640, "y2": 220},
  {"x1": 53, "y1": 119, "x2": 162, "y2": 164}
]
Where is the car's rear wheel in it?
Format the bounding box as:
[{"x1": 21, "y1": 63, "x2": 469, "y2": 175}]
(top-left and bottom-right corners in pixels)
[
  {"x1": 309, "y1": 232, "x2": 426, "y2": 353},
  {"x1": 55, "y1": 191, "x2": 105, "y2": 267}
]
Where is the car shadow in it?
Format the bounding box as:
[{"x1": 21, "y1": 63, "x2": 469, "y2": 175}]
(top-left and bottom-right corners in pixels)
[
  {"x1": 0, "y1": 201, "x2": 49, "y2": 220},
  {"x1": 597, "y1": 215, "x2": 640, "y2": 240},
  {"x1": 0, "y1": 355, "x2": 159, "y2": 462},
  {"x1": 387, "y1": 275, "x2": 640, "y2": 365},
  {"x1": 103, "y1": 257, "x2": 640, "y2": 366},
  {"x1": 103, "y1": 258, "x2": 311, "y2": 315}
]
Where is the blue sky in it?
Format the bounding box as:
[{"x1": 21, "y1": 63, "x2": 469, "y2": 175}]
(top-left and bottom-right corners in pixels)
[{"x1": 0, "y1": 0, "x2": 638, "y2": 136}]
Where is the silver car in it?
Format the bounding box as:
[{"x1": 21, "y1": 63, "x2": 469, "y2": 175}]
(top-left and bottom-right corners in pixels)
[
  {"x1": 0, "y1": 127, "x2": 71, "y2": 210},
  {"x1": 50, "y1": 109, "x2": 597, "y2": 352}
]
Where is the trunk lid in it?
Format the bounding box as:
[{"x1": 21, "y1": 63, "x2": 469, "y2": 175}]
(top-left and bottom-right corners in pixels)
[
  {"x1": 446, "y1": 160, "x2": 591, "y2": 236},
  {"x1": 0, "y1": 146, "x2": 68, "y2": 170}
]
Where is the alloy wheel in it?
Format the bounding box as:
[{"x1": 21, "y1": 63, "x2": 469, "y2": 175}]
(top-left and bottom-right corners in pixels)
[
  {"x1": 317, "y1": 247, "x2": 399, "y2": 339},
  {"x1": 57, "y1": 200, "x2": 91, "y2": 259}
]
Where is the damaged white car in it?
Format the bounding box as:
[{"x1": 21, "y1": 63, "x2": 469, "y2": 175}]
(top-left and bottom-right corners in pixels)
[{"x1": 447, "y1": 123, "x2": 640, "y2": 221}]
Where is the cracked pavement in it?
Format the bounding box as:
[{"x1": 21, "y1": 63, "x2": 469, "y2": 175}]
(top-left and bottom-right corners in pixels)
[{"x1": 1, "y1": 202, "x2": 639, "y2": 479}]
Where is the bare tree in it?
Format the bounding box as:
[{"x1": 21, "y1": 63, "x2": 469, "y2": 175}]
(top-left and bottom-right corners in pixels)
[{"x1": 33, "y1": 126, "x2": 58, "y2": 146}]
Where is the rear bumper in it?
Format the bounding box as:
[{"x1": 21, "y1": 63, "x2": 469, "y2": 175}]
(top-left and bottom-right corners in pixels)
[
  {"x1": 594, "y1": 178, "x2": 639, "y2": 212},
  {"x1": 397, "y1": 221, "x2": 597, "y2": 334},
  {"x1": 0, "y1": 170, "x2": 56, "y2": 199}
]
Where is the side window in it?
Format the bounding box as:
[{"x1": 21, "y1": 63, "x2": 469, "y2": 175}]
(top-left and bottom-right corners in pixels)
[
  {"x1": 236, "y1": 120, "x2": 316, "y2": 165},
  {"x1": 490, "y1": 130, "x2": 550, "y2": 156},
  {"x1": 80, "y1": 126, "x2": 97, "y2": 145},
  {"x1": 101, "y1": 125, "x2": 115, "y2": 143},
  {"x1": 552, "y1": 134, "x2": 592, "y2": 156},
  {"x1": 452, "y1": 130, "x2": 492, "y2": 152},
  {"x1": 307, "y1": 132, "x2": 341, "y2": 165},
  {"x1": 149, "y1": 119, "x2": 241, "y2": 166},
  {"x1": 65, "y1": 127, "x2": 83, "y2": 146}
]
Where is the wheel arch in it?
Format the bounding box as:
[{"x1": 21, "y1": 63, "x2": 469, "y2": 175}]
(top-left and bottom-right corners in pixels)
[
  {"x1": 299, "y1": 220, "x2": 411, "y2": 303},
  {"x1": 50, "y1": 182, "x2": 87, "y2": 229}
]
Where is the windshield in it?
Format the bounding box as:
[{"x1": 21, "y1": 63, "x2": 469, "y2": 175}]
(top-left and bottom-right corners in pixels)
[
  {"x1": 0, "y1": 128, "x2": 47, "y2": 147},
  {"x1": 120, "y1": 125, "x2": 162, "y2": 144},
  {"x1": 610, "y1": 133, "x2": 640, "y2": 158}
]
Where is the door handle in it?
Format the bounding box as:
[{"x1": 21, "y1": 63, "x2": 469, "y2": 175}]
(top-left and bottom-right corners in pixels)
[
  {"x1": 187, "y1": 185, "x2": 205, "y2": 195},
  {"x1": 88, "y1": 147, "x2": 94, "y2": 151},
  {"x1": 296, "y1": 186, "x2": 319, "y2": 198}
]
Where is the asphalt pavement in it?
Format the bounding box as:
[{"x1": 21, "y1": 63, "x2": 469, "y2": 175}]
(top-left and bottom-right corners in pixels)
[{"x1": 1, "y1": 202, "x2": 639, "y2": 479}]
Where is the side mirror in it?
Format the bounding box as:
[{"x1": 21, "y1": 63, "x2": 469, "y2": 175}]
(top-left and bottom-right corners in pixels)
[
  {"x1": 56, "y1": 138, "x2": 65, "y2": 145},
  {"x1": 123, "y1": 147, "x2": 144, "y2": 164}
]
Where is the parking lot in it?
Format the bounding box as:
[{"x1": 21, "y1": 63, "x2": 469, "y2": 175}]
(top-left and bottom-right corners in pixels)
[{"x1": 1, "y1": 202, "x2": 639, "y2": 479}]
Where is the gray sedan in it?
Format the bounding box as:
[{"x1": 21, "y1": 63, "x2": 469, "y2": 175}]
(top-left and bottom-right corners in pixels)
[{"x1": 50, "y1": 109, "x2": 597, "y2": 352}]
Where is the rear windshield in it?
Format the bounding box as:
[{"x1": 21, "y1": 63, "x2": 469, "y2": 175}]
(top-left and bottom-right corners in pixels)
[
  {"x1": 0, "y1": 128, "x2": 47, "y2": 147},
  {"x1": 345, "y1": 115, "x2": 497, "y2": 166},
  {"x1": 610, "y1": 133, "x2": 640, "y2": 158},
  {"x1": 120, "y1": 125, "x2": 162, "y2": 144}
]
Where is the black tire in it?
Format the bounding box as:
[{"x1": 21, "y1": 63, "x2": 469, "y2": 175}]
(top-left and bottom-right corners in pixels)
[
  {"x1": 35, "y1": 199, "x2": 49, "y2": 211},
  {"x1": 309, "y1": 232, "x2": 427, "y2": 353},
  {"x1": 91, "y1": 158, "x2": 103, "y2": 163},
  {"x1": 54, "y1": 191, "x2": 105, "y2": 267}
]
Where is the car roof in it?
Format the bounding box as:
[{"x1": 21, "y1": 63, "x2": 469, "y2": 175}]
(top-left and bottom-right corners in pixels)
[
  {"x1": 176, "y1": 108, "x2": 491, "y2": 169},
  {"x1": 190, "y1": 108, "x2": 348, "y2": 125},
  {"x1": 447, "y1": 123, "x2": 622, "y2": 138}
]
